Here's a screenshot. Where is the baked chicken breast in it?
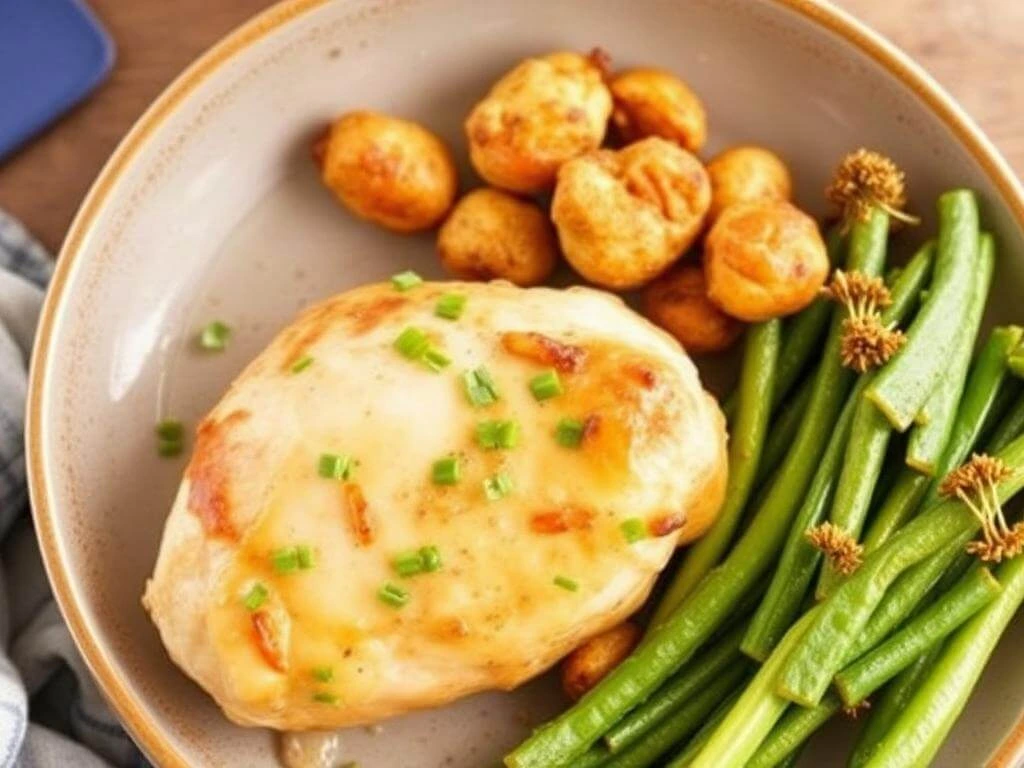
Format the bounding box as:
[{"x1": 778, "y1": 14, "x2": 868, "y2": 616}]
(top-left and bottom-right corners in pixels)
[{"x1": 144, "y1": 281, "x2": 727, "y2": 730}]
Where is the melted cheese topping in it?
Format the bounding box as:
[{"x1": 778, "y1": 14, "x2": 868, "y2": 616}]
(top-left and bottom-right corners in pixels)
[{"x1": 144, "y1": 281, "x2": 726, "y2": 730}]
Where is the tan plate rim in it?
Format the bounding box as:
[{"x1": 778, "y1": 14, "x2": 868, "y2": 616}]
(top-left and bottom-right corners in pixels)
[{"x1": 24, "y1": 0, "x2": 1024, "y2": 765}]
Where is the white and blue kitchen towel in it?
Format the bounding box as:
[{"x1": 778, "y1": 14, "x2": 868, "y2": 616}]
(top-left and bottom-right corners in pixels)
[{"x1": 0, "y1": 210, "x2": 144, "y2": 768}]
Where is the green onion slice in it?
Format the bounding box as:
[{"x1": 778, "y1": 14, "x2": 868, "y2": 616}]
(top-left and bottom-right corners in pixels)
[
  {"x1": 242, "y1": 583, "x2": 268, "y2": 611},
  {"x1": 312, "y1": 666, "x2": 334, "y2": 683},
  {"x1": 291, "y1": 355, "x2": 314, "y2": 373},
  {"x1": 394, "y1": 327, "x2": 430, "y2": 359},
  {"x1": 620, "y1": 517, "x2": 648, "y2": 544},
  {"x1": 318, "y1": 453, "x2": 354, "y2": 480},
  {"x1": 432, "y1": 456, "x2": 460, "y2": 485},
  {"x1": 555, "y1": 418, "x2": 585, "y2": 448},
  {"x1": 483, "y1": 472, "x2": 514, "y2": 501},
  {"x1": 199, "y1": 320, "x2": 231, "y2": 351},
  {"x1": 272, "y1": 546, "x2": 300, "y2": 573},
  {"x1": 391, "y1": 270, "x2": 423, "y2": 291},
  {"x1": 553, "y1": 575, "x2": 579, "y2": 592},
  {"x1": 529, "y1": 369, "x2": 563, "y2": 401},
  {"x1": 435, "y1": 293, "x2": 467, "y2": 320},
  {"x1": 378, "y1": 582, "x2": 410, "y2": 608},
  {"x1": 476, "y1": 420, "x2": 520, "y2": 450},
  {"x1": 463, "y1": 367, "x2": 500, "y2": 407}
]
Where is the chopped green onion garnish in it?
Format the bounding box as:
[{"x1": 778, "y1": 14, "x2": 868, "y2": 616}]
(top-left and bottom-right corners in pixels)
[
  {"x1": 155, "y1": 420, "x2": 184, "y2": 441},
  {"x1": 296, "y1": 545, "x2": 315, "y2": 570},
  {"x1": 475, "y1": 419, "x2": 521, "y2": 450},
  {"x1": 621, "y1": 517, "x2": 648, "y2": 544},
  {"x1": 157, "y1": 439, "x2": 183, "y2": 457},
  {"x1": 435, "y1": 293, "x2": 467, "y2": 320},
  {"x1": 555, "y1": 418, "x2": 586, "y2": 448},
  {"x1": 463, "y1": 367, "x2": 500, "y2": 407},
  {"x1": 378, "y1": 582, "x2": 410, "y2": 608},
  {"x1": 156, "y1": 420, "x2": 184, "y2": 457},
  {"x1": 312, "y1": 691, "x2": 339, "y2": 705},
  {"x1": 432, "y1": 456, "x2": 461, "y2": 485},
  {"x1": 422, "y1": 347, "x2": 452, "y2": 372},
  {"x1": 318, "y1": 453, "x2": 354, "y2": 480},
  {"x1": 199, "y1": 320, "x2": 231, "y2": 351},
  {"x1": 312, "y1": 666, "x2": 335, "y2": 683},
  {"x1": 291, "y1": 355, "x2": 314, "y2": 373},
  {"x1": 242, "y1": 583, "x2": 268, "y2": 611},
  {"x1": 272, "y1": 546, "x2": 300, "y2": 573},
  {"x1": 393, "y1": 550, "x2": 426, "y2": 577},
  {"x1": 394, "y1": 326, "x2": 430, "y2": 359},
  {"x1": 419, "y1": 545, "x2": 442, "y2": 572},
  {"x1": 391, "y1": 270, "x2": 423, "y2": 291},
  {"x1": 529, "y1": 369, "x2": 563, "y2": 401},
  {"x1": 483, "y1": 472, "x2": 514, "y2": 501},
  {"x1": 553, "y1": 575, "x2": 579, "y2": 592}
]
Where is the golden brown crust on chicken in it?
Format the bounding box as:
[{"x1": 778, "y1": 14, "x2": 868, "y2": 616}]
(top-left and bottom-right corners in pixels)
[{"x1": 609, "y1": 68, "x2": 707, "y2": 152}]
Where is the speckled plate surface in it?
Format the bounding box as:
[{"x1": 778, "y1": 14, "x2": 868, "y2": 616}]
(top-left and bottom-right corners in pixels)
[{"x1": 26, "y1": 0, "x2": 1024, "y2": 766}]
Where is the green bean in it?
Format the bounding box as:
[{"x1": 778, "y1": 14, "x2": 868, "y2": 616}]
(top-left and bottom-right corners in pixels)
[
  {"x1": 571, "y1": 746, "x2": 610, "y2": 768},
  {"x1": 604, "y1": 622, "x2": 747, "y2": 752},
  {"x1": 866, "y1": 189, "x2": 980, "y2": 430},
  {"x1": 987, "y1": 390, "x2": 1024, "y2": 453},
  {"x1": 816, "y1": 244, "x2": 935, "y2": 597},
  {"x1": 775, "y1": 431, "x2": 1024, "y2": 707},
  {"x1": 862, "y1": 553, "x2": 1024, "y2": 767},
  {"x1": 601, "y1": 665, "x2": 748, "y2": 768},
  {"x1": 776, "y1": 749, "x2": 803, "y2": 768},
  {"x1": 503, "y1": 222, "x2": 888, "y2": 768},
  {"x1": 742, "y1": 384, "x2": 857, "y2": 660},
  {"x1": 849, "y1": 647, "x2": 941, "y2": 768},
  {"x1": 905, "y1": 233, "x2": 995, "y2": 473},
  {"x1": 756, "y1": 378, "x2": 813, "y2": 487},
  {"x1": 834, "y1": 565, "x2": 1000, "y2": 706},
  {"x1": 662, "y1": 691, "x2": 741, "y2": 768},
  {"x1": 652, "y1": 321, "x2": 782, "y2": 622},
  {"x1": 979, "y1": 378, "x2": 1022, "y2": 446},
  {"x1": 746, "y1": 693, "x2": 842, "y2": 768},
  {"x1": 860, "y1": 323, "x2": 1022, "y2": 555},
  {"x1": 847, "y1": 532, "x2": 972, "y2": 660},
  {"x1": 690, "y1": 610, "x2": 817, "y2": 768}
]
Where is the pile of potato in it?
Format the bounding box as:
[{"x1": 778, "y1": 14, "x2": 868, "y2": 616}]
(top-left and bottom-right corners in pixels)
[{"x1": 312, "y1": 50, "x2": 829, "y2": 355}]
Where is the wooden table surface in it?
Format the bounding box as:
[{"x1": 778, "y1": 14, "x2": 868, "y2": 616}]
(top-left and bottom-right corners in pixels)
[{"x1": 1, "y1": 0, "x2": 1021, "y2": 253}]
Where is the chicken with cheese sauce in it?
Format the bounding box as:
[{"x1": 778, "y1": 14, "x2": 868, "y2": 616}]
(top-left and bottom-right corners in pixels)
[{"x1": 144, "y1": 280, "x2": 727, "y2": 730}]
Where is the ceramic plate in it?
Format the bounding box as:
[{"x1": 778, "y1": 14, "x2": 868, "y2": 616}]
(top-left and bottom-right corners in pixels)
[{"x1": 26, "y1": 0, "x2": 1024, "y2": 765}]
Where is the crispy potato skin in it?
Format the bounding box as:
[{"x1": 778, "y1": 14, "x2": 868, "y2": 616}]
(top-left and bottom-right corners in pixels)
[
  {"x1": 704, "y1": 200, "x2": 829, "y2": 322},
  {"x1": 552, "y1": 137, "x2": 711, "y2": 290},
  {"x1": 314, "y1": 111, "x2": 457, "y2": 232},
  {"x1": 465, "y1": 52, "x2": 613, "y2": 194},
  {"x1": 561, "y1": 622, "x2": 642, "y2": 701},
  {"x1": 706, "y1": 146, "x2": 793, "y2": 222},
  {"x1": 643, "y1": 263, "x2": 744, "y2": 354},
  {"x1": 609, "y1": 68, "x2": 707, "y2": 152},
  {"x1": 437, "y1": 188, "x2": 558, "y2": 286}
]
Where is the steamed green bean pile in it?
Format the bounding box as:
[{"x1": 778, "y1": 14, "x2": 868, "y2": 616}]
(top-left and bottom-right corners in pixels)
[{"x1": 505, "y1": 156, "x2": 1024, "y2": 768}]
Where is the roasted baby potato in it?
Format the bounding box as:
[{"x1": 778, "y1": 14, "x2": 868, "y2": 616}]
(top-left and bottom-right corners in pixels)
[
  {"x1": 706, "y1": 145, "x2": 792, "y2": 221},
  {"x1": 643, "y1": 262, "x2": 744, "y2": 354},
  {"x1": 551, "y1": 137, "x2": 711, "y2": 290},
  {"x1": 609, "y1": 68, "x2": 707, "y2": 152},
  {"x1": 437, "y1": 188, "x2": 558, "y2": 286},
  {"x1": 313, "y1": 110, "x2": 458, "y2": 232},
  {"x1": 465, "y1": 51, "x2": 613, "y2": 194},
  {"x1": 704, "y1": 200, "x2": 828, "y2": 322},
  {"x1": 562, "y1": 622, "x2": 642, "y2": 701}
]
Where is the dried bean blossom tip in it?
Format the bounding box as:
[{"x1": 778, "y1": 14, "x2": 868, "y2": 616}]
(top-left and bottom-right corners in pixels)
[
  {"x1": 940, "y1": 454, "x2": 1024, "y2": 562},
  {"x1": 840, "y1": 316, "x2": 907, "y2": 373},
  {"x1": 805, "y1": 522, "x2": 864, "y2": 575},
  {"x1": 822, "y1": 270, "x2": 906, "y2": 372},
  {"x1": 825, "y1": 148, "x2": 920, "y2": 231}
]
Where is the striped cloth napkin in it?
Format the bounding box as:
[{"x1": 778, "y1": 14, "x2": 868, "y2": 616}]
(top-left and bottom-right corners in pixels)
[{"x1": 0, "y1": 211, "x2": 146, "y2": 768}]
